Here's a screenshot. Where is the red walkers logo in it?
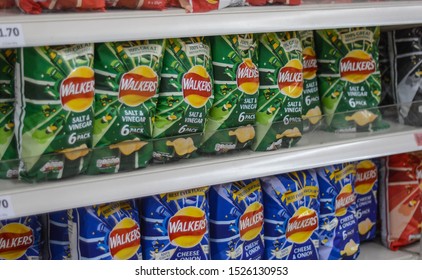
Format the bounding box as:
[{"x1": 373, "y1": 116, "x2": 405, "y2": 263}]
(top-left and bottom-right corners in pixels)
[
  {"x1": 119, "y1": 66, "x2": 158, "y2": 107},
  {"x1": 0, "y1": 223, "x2": 34, "y2": 260},
  {"x1": 286, "y1": 207, "x2": 318, "y2": 244},
  {"x1": 303, "y1": 47, "x2": 318, "y2": 80},
  {"x1": 340, "y1": 50, "x2": 376, "y2": 84},
  {"x1": 239, "y1": 202, "x2": 264, "y2": 241},
  {"x1": 168, "y1": 207, "x2": 207, "y2": 248},
  {"x1": 182, "y1": 66, "x2": 212, "y2": 108},
  {"x1": 278, "y1": 59, "x2": 303, "y2": 98},
  {"x1": 60, "y1": 66, "x2": 95, "y2": 112},
  {"x1": 108, "y1": 218, "x2": 141, "y2": 260},
  {"x1": 236, "y1": 58, "x2": 259, "y2": 95},
  {"x1": 335, "y1": 184, "x2": 355, "y2": 217},
  {"x1": 355, "y1": 160, "x2": 377, "y2": 195}
]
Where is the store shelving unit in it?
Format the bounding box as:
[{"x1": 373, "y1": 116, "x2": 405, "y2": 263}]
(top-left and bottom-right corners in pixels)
[{"x1": 1, "y1": 0, "x2": 422, "y2": 260}]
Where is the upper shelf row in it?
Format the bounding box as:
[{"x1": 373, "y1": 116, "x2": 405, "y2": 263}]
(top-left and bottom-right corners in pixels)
[{"x1": 1, "y1": 1, "x2": 422, "y2": 47}]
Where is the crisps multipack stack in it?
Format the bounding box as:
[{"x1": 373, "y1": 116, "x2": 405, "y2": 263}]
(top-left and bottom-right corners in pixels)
[
  {"x1": 16, "y1": 0, "x2": 105, "y2": 14},
  {"x1": 315, "y1": 27, "x2": 386, "y2": 132},
  {"x1": 261, "y1": 170, "x2": 320, "y2": 260},
  {"x1": 209, "y1": 179, "x2": 265, "y2": 260},
  {"x1": 0, "y1": 49, "x2": 18, "y2": 179},
  {"x1": 45, "y1": 200, "x2": 142, "y2": 260},
  {"x1": 201, "y1": 34, "x2": 259, "y2": 154},
  {"x1": 88, "y1": 40, "x2": 165, "y2": 174},
  {"x1": 140, "y1": 187, "x2": 210, "y2": 260},
  {"x1": 15, "y1": 44, "x2": 95, "y2": 182},
  {"x1": 153, "y1": 37, "x2": 214, "y2": 162},
  {"x1": 253, "y1": 32, "x2": 304, "y2": 151},
  {"x1": 0, "y1": 216, "x2": 42, "y2": 260}
]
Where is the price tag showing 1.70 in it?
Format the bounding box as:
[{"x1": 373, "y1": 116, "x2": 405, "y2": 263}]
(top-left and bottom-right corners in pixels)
[
  {"x1": 0, "y1": 24, "x2": 25, "y2": 48},
  {"x1": 0, "y1": 196, "x2": 15, "y2": 220}
]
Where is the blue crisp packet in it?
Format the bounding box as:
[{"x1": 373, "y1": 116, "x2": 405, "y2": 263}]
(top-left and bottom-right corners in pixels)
[
  {"x1": 0, "y1": 216, "x2": 42, "y2": 260},
  {"x1": 209, "y1": 179, "x2": 265, "y2": 260},
  {"x1": 317, "y1": 163, "x2": 360, "y2": 260},
  {"x1": 141, "y1": 187, "x2": 210, "y2": 260},
  {"x1": 261, "y1": 170, "x2": 320, "y2": 260},
  {"x1": 46, "y1": 200, "x2": 142, "y2": 260},
  {"x1": 355, "y1": 159, "x2": 379, "y2": 242}
]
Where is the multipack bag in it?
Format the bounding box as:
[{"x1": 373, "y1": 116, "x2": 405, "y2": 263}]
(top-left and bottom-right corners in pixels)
[
  {"x1": 209, "y1": 179, "x2": 264, "y2": 260},
  {"x1": 317, "y1": 163, "x2": 360, "y2": 260},
  {"x1": 380, "y1": 153, "x2": 422, "y2": 250},
  {"x1": 88, "y1": 40, "x2": 165, "y2": 174},
  {"x1": 0, "y1": 216, "x2": 42, "y2": 260},
  {"x1": 141, "y1": 187, "x2": 210, "y2": 260},
  {"x1": 300, "y1": 31, "x2": 322, "y2": 132},
  {"x1": 15, "y1": 44, "x2": 94, "y2": 182},
  {"x1": 45, "y1": 200, "x2": 142, "y2": 260},
  {"x1": 153, "y1": 37, "x2": 214, "y2": 162},
  {"x1": 0, "y1": 49, "x2": 18, "y2": 179},
  {"x1": 105, "y1": 0, "x2": 166, "y2": 10},
  {"x1": 261, "y1": 170, "x2": 320, "y2": 260},
  {"x1": 389, "y1": 27, "x2": 422, "y2": 126},
  {"x1": 315, "y1": 27, "x2": 386, "y2": 132},
  {"x1": 253, "y1": 32, "x2": 304, "y2": 151},
  {"x1": 16, "y1": 0, "x2": 105, "y2": 14},
  {"x1": 355, "y1": 159, "x2": 379, "y2": 242},
  {"x1": 201, "y1": 34, "x2": 259, "y2": 154}
]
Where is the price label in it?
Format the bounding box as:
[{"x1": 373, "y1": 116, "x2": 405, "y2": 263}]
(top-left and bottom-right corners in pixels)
[
  {"x1": 0, "y1": 24, "x2": 25, "y2": 48},
  {"x1": 0, "y1": 196, "x2": 15, "y2": 220}
]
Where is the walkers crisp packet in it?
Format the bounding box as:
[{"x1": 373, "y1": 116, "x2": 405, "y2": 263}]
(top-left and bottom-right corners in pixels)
[
  {"x1": 141, "y1": 187, "x2": 210, "y2": 260},
  {"x1": 0, "y1": 49, "x2": 18, "y2": 179},
  {"x1": 153, "y1": 37, "x2": 214, "y2": 162},
  {"x1": 88, "y1": 40, "x2": 165, "y2": 174},
  {"x1": 209, "y1": 179, "x2": 265, "y2": 260},
  {"x1": 201, "y1": 34, "x2": 259, "y2": 154},
  {"x1": 261, "y1": 170, "x2": 320, "y2": 260},
  {"x1": 15, "y1": 44, "x2": 95, "y2": 182},
  {"x1": 253, "y1": 32, "x2": 304, "y2": 151}
]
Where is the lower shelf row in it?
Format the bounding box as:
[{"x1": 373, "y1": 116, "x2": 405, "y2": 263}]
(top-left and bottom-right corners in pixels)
[{"x1": 1, "y1": 153, "x2": 420, "y2": 260}]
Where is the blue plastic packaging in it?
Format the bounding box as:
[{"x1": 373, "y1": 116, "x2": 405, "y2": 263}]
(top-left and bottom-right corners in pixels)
[{"x1": 261, "y1": 170, "x2": 320, "y2": 260}]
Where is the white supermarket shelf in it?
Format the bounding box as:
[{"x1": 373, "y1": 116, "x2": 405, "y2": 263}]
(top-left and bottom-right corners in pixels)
[
  {"x1": 0, "y1": 121, "x2": 422, "y2": 219},
  {"x1": 0, "y1": 1, "x2": 422, "y2": 47},
  {"x1": 359, "y1": 241, "x2": 420, "y2": 260}
]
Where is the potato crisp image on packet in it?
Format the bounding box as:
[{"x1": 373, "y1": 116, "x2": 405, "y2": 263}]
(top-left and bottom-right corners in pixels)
[
  {"x1": 87, "y1": 40, "x2": 165, "y2": 175},
  {"x1": 315, "y1": 27, "x2": 387, "y2": 132},
  {"x1": 253, "y1": 32, "x2": 304, "y2": 151},
  {"x1": 15, "y1": 44, "x2": 95, "y2": 182},
  {"x1": 200, "y1": 34, "x2": 259, "y2": 154},
  {"x1": 153, "y1": 37, "x2": 214, "y2": 162},
  {"x1": 0, "y1": 49, "x2": 18, "y2": 179}
]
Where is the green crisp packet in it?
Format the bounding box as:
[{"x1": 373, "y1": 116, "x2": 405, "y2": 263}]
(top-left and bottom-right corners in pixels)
[
  {"x1": 15, "y1": 44, "x2": 95, "y2": 182},
  {"x1": 200, "y1": 34, "x2": 259, "y2": 154},
  {"x1": 0, "y1": 49, "x2": 18, "y2": 179},
  {"x1": 315, "y1": 27, "x2": 387, "y2": 132},
  {"x1": 300, "y1": 31, "x2": 322, "y2": 132},
  {"x1": 153, "y1": 37, "x2": 214, "y2": 162},
  {"x1": 253, "y1": 32, "x2": 304, "y2": 151},
  {"x1": 87, "y1": 40, "x2": 165, "y2": 174}
]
